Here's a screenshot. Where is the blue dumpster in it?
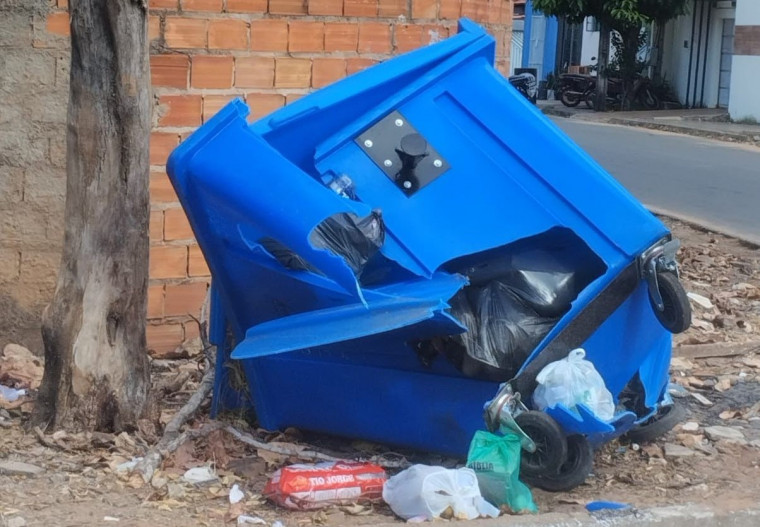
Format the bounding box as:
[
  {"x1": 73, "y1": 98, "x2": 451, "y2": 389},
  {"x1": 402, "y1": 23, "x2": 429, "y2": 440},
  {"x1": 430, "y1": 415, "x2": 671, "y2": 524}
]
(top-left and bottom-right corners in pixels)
[{"x1": 167, "y1": 19, "x2": 690, "y2": 491}]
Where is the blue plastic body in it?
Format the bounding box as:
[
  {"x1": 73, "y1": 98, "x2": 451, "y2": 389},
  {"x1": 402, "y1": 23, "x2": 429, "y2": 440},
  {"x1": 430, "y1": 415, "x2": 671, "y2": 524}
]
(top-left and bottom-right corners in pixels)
[{"x1": 168, "y1": 19, "x2": 673, "y2": 457}]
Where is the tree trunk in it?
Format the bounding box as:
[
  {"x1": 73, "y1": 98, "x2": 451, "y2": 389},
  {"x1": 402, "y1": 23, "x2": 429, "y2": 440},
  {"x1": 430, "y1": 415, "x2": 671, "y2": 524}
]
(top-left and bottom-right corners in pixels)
[
  {"x1": 594, "y1": 22, "x2": 611, "y2": 112},
  {"x1": 620, "y1": 26, "x2": 642, "y2": 111},
  {"x1": 31, "y1": 0, "x2": 152, "y2": 432}
]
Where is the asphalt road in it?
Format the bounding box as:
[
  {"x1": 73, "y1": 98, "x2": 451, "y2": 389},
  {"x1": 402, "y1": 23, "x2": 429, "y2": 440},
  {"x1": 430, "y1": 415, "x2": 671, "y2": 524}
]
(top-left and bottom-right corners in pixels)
[{"x1": 550, "y1": 118, "x2": 760, "y2": 245}]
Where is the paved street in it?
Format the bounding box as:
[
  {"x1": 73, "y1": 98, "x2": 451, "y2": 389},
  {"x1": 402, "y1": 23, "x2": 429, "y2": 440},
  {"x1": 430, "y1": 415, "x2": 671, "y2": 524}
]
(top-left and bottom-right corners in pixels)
[{"x1": 550, "y1": 118, "x2": 760, "y2": 245}]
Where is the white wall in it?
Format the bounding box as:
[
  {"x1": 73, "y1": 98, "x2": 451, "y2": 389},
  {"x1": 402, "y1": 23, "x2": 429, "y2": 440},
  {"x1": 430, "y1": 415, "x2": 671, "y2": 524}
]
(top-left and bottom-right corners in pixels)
[
  {"x1": 729, "y1": 0, "x2": 760, "y2": 121},
  {"x1": 580, "y1": 20, "x2": 599, "y2": 67},
  {"x1": 729, "y1": 55, "x2": 760, "y2": 121}
]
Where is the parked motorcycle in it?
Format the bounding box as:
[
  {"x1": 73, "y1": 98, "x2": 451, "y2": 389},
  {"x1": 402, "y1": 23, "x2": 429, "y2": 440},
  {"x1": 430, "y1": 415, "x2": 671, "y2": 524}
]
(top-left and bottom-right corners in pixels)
[
  {"x1": 583, "y1": 75, "x2": 659, "y2": 110},
  {"x1": 508, "y1": 72, "x2": 537, "y2": 104},
  {"x1": 557, "y1": 73, "x2": 595, "y2": 108}
]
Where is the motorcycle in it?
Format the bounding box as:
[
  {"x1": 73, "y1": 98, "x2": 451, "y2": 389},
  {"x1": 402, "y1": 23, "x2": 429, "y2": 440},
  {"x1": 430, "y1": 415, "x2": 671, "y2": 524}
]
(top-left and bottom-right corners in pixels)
[
  {"x1": 583, "y1": 75, "x2": 659, "y2": 110},
  {"x1": 557, "y1": 73, "x2": 595, "y2": 108},
  {"x1": 508, "y1": 72, "x2": 537, "y2": 104}
]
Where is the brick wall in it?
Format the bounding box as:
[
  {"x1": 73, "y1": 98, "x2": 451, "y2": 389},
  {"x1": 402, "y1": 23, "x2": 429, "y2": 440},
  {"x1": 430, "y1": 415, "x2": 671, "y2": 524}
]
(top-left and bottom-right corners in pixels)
[{"x1": 2, "y1": 0, "x2": 513, "y2": 357}]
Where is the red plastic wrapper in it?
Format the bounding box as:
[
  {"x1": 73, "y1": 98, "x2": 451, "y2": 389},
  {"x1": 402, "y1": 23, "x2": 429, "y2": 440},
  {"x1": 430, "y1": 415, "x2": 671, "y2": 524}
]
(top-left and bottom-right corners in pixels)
[{"x1": 264, "y1": 461, "x2": 387, "y2": 510}]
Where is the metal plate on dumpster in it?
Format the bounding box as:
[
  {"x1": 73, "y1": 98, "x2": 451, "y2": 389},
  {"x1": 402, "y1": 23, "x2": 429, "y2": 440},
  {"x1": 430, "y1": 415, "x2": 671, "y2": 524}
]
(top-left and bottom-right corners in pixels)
[{"x1": 355, "y1": 111, "x2": 450, "y2": 197}]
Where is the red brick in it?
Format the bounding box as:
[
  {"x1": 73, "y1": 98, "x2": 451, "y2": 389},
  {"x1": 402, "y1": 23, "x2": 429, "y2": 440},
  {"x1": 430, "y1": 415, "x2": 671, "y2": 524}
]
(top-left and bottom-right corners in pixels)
[
  {"x1": 191, "y1": 55, "x2": 234, "y2": 89},
  {"x1": 460, "y1": 0, "x2": 487, "y2": 21},
  {"x1": 308, "y1": 0, "x2": 343, "y2": 15},
  {"x1": 150, "y1": 133, "x2": 180, "y2": 166},
  {"x1": 344, "y1": 0, "x2": 377, "y2": 16},
  {"x1": 149, "y1": 0, "x2": 178, "y2": 8},
  {"x1": 358, "y1": 22, "x2": 391, "y2": 54},
  {"x1": 499, "y1": 0, "x2": 512, "y2": 24},
  {"x1": 250, "y1": 19, "x2": 288, "y2": 52},
  {"x1": 181, "y1": 0, "x2": 223, "y2": 11},
  {"x1": 208, "y1": 18, "x2": 248, "y2": 49},
  {"x1": 347, "y1": 57, "x2": 377, "y2": 75},
  {"x1": 149, "y1": 15, "x2": 162, "y2": 41},
  {"x1": 411, "y1": 0, "x2": 437, "y2": 18},
  {"x1": 151, "y1": 55, "x2": 190, "y2": 89},
  {"x1": 165, "y1": 17, "x2": 208, "y2": 48},
  {"x1": 439, "y1": 0, "x2": 461, "y2": 18},
  {"x1": 246, "y1": 93, "x2": 286, "y2": 120},
  {"x1": 164, "y1": 281, "x2": 208, "y2": 317},
  {"x1": 164, "y1": 208, "x2": 195, "y2": 241},
  {"x1": 379, "y1": 0, "x2": 406, "y2": 17},
  {"x1": 235, "y1": 57, "x2": 275, "y2": 88},
  {"x1": 275, "y1": 58, "x2": 311, "y2": 88},
  {"x1": 312, "y1": 58, "x2": 347, "y2": 88},
  {"x1": 46, "y1": 12, "x2": 70, "y2": 36},
  {"x1": 150, "y1": 245, "x2": 188, "y2": 279},
  {"x1": 147, "y1": 285, "x2": 164, "y2": 319},
  {"x1": 150, "y1": 211, "x2": 164, "y2": 242},
  {"x1": 289, "y1": 21, "x2": 324, "y2": 53},
  {"x1": 146, "y1": 323, "x2": 183, "y2": 356},
  {"x1": 269, "y1": 0, "x2": 307, "y2": 14},
  {"x1": 286, "y1": 93, "x2": 304, "y2": 104},
  {"x1": 203, "y1": 94, "x2": 239, "y2": 122},
  {"x1": 158, "y1": 95, "x2": 202, "y2": 127},
  {"x1": 395, "y1": 24, "x2": 424, "y2": 52},
  {"x1": 422, "y1": 23, "x2": 449, "y2": 44},
  {"x1": 325, "y1": 23, "x2": 358, "y2": 52},
  {"x1": 486, "y1": 0, "x2": 501, "y2": 23},
  {"x1": 58, "y1": 0, "x2": 68, "y2": 7},
  {"x1": 150, "y1": 170, "x2": 179, "y2": 203},
  {"x1": 188, "y1": 245, "x2": 210, "y2": 277},
  {"x1": 226, "y1": 0, "x2": 267, "y2": 11},
  {"x1": 183, "y1": 321, "x2": 200, "y2": 340}
]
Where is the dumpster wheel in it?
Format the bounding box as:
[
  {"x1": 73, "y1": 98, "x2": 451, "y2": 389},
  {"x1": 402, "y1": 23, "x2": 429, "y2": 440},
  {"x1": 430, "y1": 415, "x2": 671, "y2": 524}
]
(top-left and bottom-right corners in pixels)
[
  {"x1": 652, "y1": 272, "x2": 691, "y2": 334},
  {"x1": 524, "y1": 435, "x2": 594, "y2": 492},
  {"x1": 625, "y1": 401, "x2": 686, "y2": 444},
  {"x1": 515, "y1": 411, "x2": 567, "y2": 479}
]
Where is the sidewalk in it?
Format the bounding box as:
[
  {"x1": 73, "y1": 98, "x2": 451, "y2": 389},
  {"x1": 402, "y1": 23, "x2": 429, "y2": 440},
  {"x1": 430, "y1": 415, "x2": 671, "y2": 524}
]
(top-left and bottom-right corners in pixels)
[{"x1": 539, "y1": 100, "x2": 760, "y2": 147}]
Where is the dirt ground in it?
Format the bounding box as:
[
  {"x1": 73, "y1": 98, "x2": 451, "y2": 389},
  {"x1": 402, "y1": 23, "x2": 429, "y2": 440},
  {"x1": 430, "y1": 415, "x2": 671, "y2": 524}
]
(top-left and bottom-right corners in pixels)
[{"x1": 1, "y1": 217, "x2": 760, "y2": 527}]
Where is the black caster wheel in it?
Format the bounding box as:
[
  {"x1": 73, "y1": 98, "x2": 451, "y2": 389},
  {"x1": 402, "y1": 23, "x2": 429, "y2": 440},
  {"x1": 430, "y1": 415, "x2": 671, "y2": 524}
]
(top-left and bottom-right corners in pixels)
[
  {"x1": 652, "y1": 272, "x2": 691, "y2": 334},
  {"x1": 525, "y1": 435, "x2": 594, "y2": 492},
  {"x1": 625, "y1": 401, "x2": 686, "y2": 443},
  {"x1": 515, "y1": 411, "x2": 567, "y2": 480}
]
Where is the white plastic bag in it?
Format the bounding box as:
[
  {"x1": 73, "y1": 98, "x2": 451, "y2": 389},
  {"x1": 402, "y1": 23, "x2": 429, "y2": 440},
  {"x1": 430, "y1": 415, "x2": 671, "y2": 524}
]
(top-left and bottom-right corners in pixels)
[
  {"x1": 382, "y1": 465, "x2": 499, "y2": 521},
  {"x1": 533, "y1": 348, "x2": 615, "y2": 421}
]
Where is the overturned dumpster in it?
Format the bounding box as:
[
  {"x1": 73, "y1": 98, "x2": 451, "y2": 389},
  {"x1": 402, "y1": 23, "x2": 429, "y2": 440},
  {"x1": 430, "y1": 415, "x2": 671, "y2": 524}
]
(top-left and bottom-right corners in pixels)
[{"x1": 167, "y1": 19, "x2": 691, "y2": 491}]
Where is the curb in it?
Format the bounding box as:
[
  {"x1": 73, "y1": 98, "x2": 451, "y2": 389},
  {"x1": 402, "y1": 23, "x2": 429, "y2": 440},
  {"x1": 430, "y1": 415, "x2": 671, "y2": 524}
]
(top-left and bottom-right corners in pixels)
[
  {"x1": 540, "y1": 107, "x2": 760, "y2": 148},
  {"x1": 372, "y1": 505, "x2": 760, "y2": 527}
]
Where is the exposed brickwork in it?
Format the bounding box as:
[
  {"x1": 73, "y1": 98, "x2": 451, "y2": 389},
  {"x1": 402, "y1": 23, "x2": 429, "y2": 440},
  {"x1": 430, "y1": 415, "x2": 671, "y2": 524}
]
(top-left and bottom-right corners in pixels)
[
  {"x1": 2, "y1": 0, "x2": 513, "y2": 355},
  {"x1": 735, "y1": 26, "x2": 760, "y2": 56}
]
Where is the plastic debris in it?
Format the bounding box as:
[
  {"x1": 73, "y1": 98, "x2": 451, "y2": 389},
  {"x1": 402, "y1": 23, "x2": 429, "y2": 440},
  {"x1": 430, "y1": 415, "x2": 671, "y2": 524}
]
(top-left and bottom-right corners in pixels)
[
  {"x1": 533, "y1": 348, "x2": 615, "y2": 421},
  {"x1": 229, "y1": 484, "x2": 244, "y2": 504},
  {"x1": 466, "y1": 430, "x2": 537, "y2": 514},
  {"x1": 114, "y1": 458, "x2": 142, "y2": 474},
  {"x1": 0, "y1": 385, "x2": 26, "y2": 402},
  {"x1": 237, "y1": 516, "x2": 267, "y2": 525},
  {"x1": 586, "y1": 501, "x2": 631, "y2": 512},
  {"x1": 264, "y1": 461, "x2": 386, "y2": 510},
  {"x1": 182, "y1": 466, "x2": 217, "y2": 485},
  {"x1": 382, "y1": 465, "x2": 499, "y2": 521},
  {"x1": 687, "y1": 292, "x2": 714, "y2": 309}
]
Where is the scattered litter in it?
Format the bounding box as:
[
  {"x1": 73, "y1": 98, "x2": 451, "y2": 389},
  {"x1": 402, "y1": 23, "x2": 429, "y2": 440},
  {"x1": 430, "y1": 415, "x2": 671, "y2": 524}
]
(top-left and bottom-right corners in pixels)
[
  {"x1": 103, "y1": 517, "x2": 120, "y2": 522},
  {"x1": 264, "y1": 461, "x2": 386, "y2": 510},
  {"x1": 687, "y1": 292, "x2": 714, "y2": 309},
  {"x1": 667, "y1": 383, "x2": 690, "y2": 398},
  {"x1": 0, "y1": 385, "x2": 26, "y2": 402},
  {"x1": 271, "y1": 522, "x2": 284, "y2": 527},
  {"x1": 466, "y1": 430, "x2": 536, "y2": 514},
  {"x1": 534, "y1": 348, "x2": 614, "y2": 421},
  {"x1": 690, "y1": 392, "x2": 713, "y2": 406},
  {"x1": 114, "y1": 458, "x2": 142, "y2": 474},
  {"x1": 586, "y1": 501, "x2": 631, "y2": 512},
  {"x1": 229, "y1": 484, "x2": 244, "y2": 504},
  {"x1": 183, "y1": 466, "x2": 217, "y2": 485},
  {"x1": 383, "y1": 465, "x2": 499, "y2": 521},
  {"x1": 0, "y1": 343, "x2": 43, "y2": 390},
  {"x1": 237, "y1": 516, "x2": 267, "y2": 525}
]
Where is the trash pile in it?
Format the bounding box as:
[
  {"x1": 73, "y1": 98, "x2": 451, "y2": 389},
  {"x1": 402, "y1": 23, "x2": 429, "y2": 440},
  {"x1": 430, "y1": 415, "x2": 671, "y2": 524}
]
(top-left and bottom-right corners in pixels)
[{"x1": 0, "y1": 343, "x2": 42, "y2": 412}]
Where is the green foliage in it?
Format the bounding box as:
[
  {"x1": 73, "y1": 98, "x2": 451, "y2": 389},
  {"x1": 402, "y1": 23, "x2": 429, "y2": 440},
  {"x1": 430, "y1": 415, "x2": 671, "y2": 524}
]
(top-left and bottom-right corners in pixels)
[{"x1": 533, "y1": 0, "x2": 689, "y2": 29}]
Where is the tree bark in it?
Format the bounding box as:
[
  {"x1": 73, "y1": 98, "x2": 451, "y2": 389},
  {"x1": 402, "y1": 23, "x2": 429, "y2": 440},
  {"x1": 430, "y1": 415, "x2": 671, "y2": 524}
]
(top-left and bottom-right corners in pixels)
[
  {"x1": 594, "y1": 22, "x2": 611, "y2": 112},
  {"x1": 31, "y1": 0, "x2": 152, "y2": 432}
]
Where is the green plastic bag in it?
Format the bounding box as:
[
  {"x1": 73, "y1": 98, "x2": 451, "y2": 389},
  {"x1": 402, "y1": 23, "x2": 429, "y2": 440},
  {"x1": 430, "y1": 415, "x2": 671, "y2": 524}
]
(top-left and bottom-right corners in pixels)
[{"x1": 466, "y1": 430, "x2": 538, "y2": 514}]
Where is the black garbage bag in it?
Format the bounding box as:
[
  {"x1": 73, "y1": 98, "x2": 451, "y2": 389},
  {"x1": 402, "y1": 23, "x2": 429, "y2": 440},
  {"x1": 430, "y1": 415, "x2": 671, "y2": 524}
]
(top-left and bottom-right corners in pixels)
[
  {"x1": 309, "y1": 210, "x2": 385, "y2": 276},
  {"x1": 259, "y1": 237, "x2": 316, "y2": 272},
  {"x1": 450, "y1": 281, "x2": 557, "y2": 380},
  {"x1": 498, "y1": 249, "x2": 579, "y2": 318}
]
